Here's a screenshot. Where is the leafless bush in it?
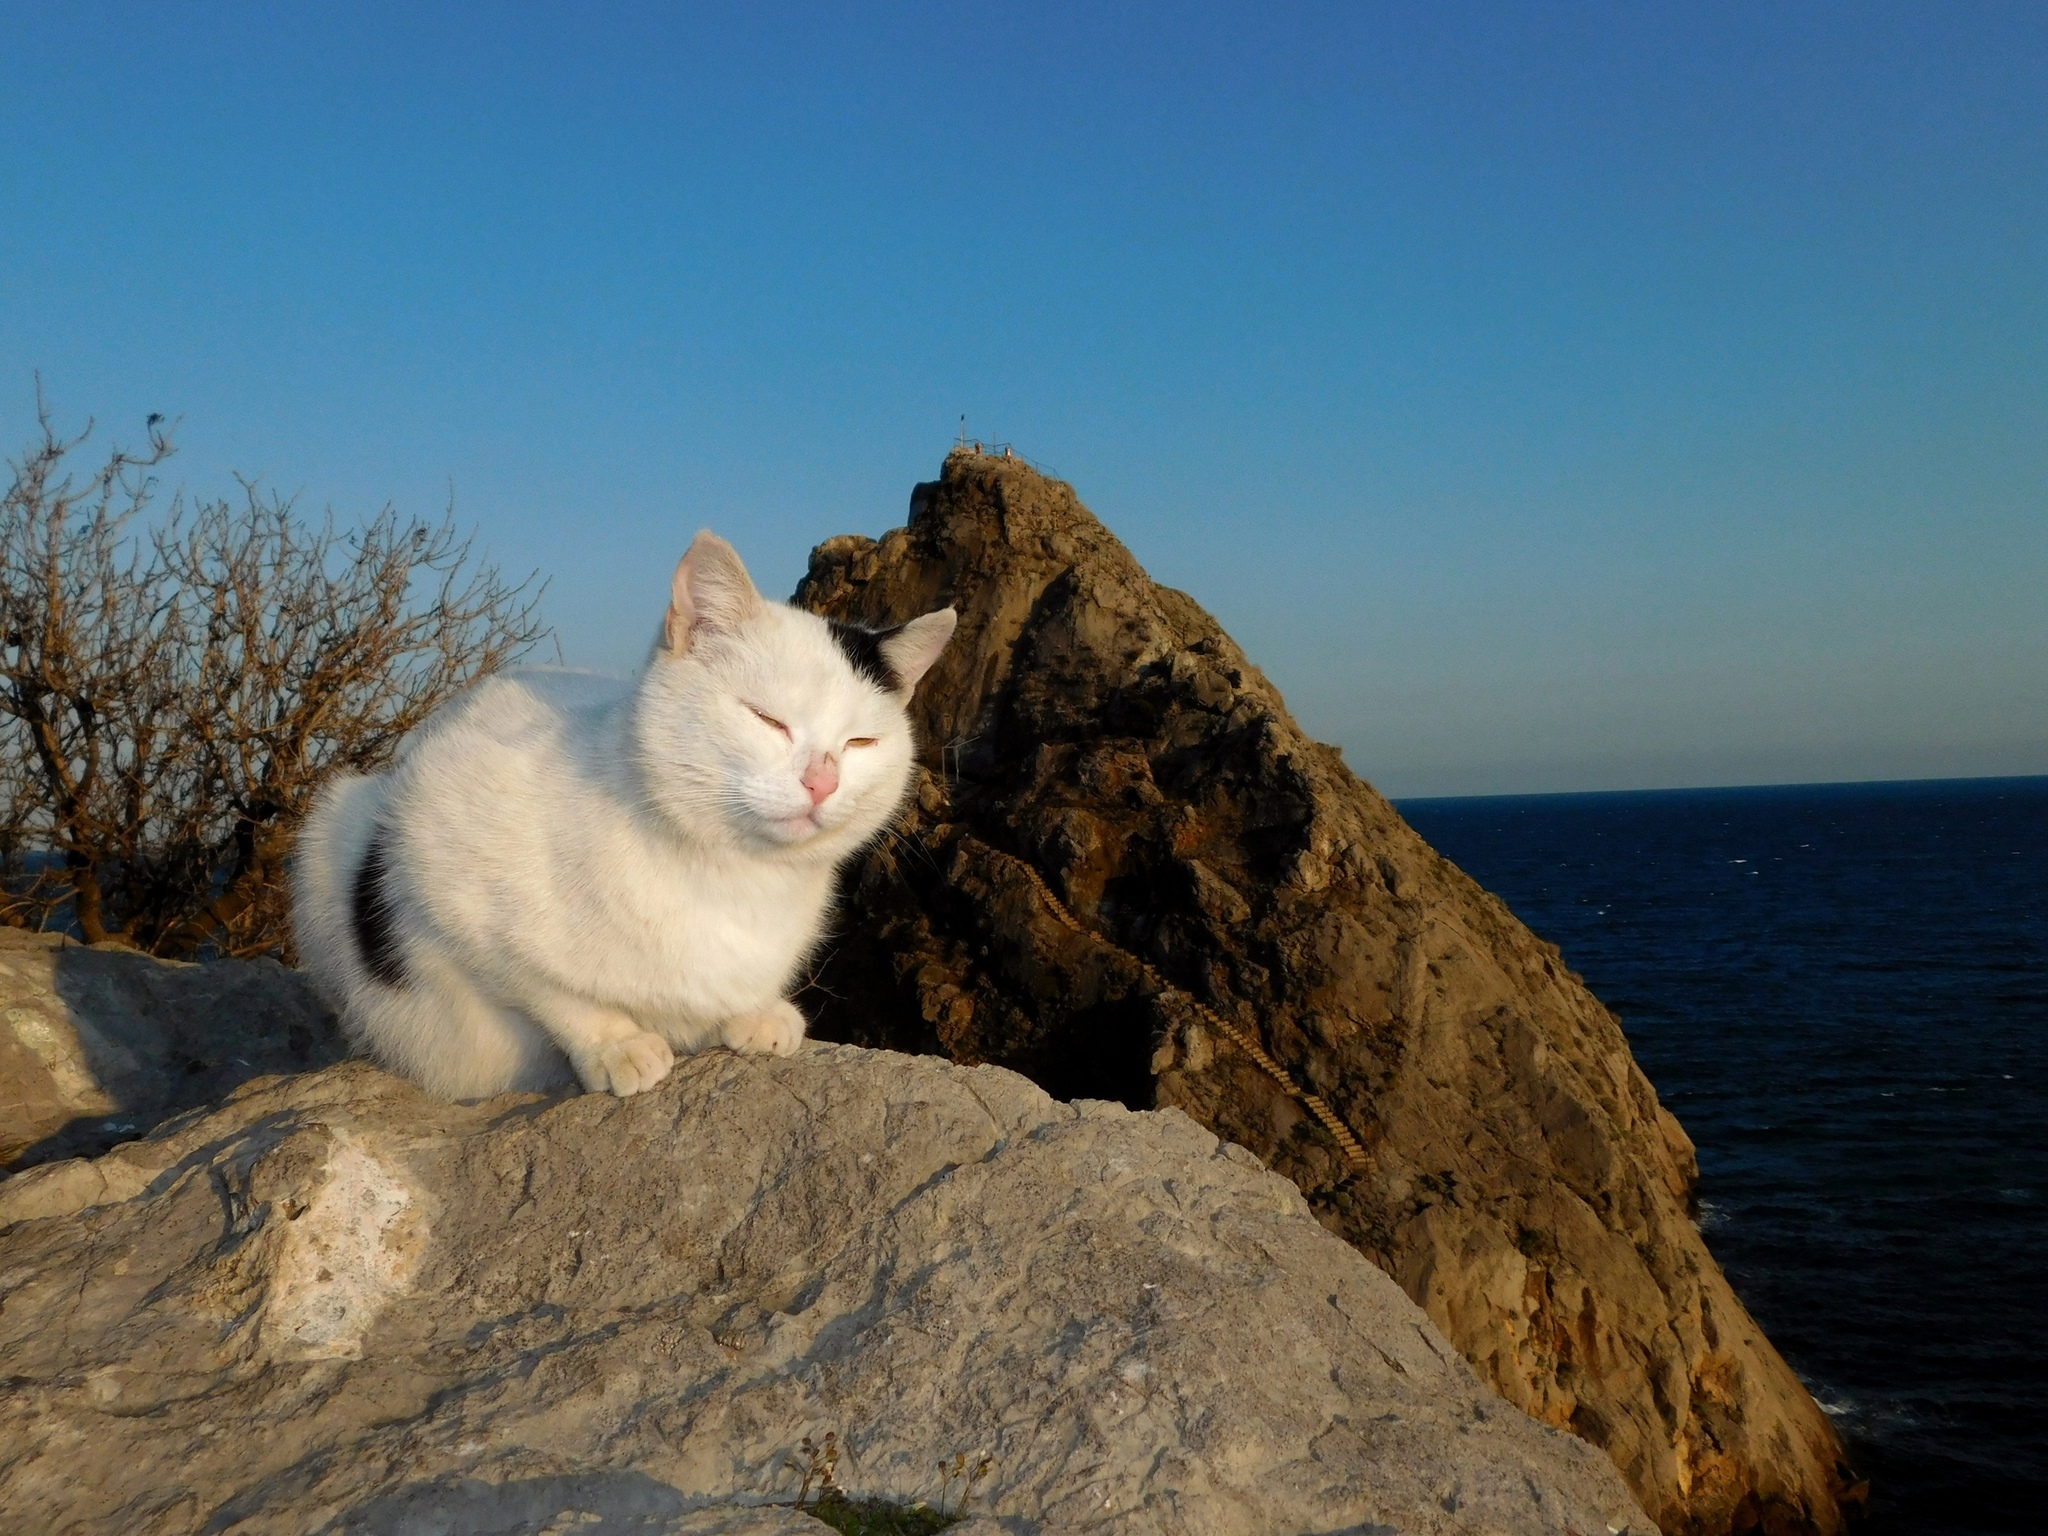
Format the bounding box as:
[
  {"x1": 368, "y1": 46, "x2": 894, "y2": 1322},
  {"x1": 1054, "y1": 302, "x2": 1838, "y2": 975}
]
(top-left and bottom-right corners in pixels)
[{"x1": 0, "y1": 390, "x2": 549, "y2": 958}]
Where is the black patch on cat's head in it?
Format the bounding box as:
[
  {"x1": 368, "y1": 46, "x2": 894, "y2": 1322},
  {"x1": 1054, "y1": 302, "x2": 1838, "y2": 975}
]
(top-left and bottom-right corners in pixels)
[{"x1": 827, "y1": 618, "x2": 902, "y2": 692}]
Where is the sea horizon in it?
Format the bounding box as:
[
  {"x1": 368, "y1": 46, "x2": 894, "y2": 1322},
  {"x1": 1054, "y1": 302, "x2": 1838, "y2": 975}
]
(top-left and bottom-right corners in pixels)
[{"x1": 1394, "y1": 769, "x2": 2048, "y2": 807}]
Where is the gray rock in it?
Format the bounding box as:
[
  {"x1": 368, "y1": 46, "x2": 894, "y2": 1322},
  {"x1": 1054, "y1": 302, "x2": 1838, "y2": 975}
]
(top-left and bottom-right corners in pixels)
[
  {"x1": 0, "y1": 1043, "x2": 1648, "y2": 1536},
  {"x1": 0, "y1": 928, "x2": 348, "y2": 1172}
]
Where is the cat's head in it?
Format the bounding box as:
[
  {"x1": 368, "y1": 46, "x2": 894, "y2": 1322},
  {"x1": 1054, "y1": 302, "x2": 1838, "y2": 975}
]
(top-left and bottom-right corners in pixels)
[{"x1": 633, "y1": 530, "x2": 956, "y2": 860}]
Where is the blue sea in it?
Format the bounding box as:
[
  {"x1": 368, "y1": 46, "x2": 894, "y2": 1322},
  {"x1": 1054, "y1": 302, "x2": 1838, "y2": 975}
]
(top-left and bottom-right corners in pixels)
[{"x1": 1400, "y1": 777, "x2": 2047, "y2": 1536}]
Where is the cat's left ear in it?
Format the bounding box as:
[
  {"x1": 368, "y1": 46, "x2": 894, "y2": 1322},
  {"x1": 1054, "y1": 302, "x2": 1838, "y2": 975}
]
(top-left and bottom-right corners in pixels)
[
  {"x1": 879, "y1": 608, "x2": 958, "y2": 692},
  {"x1": 664, "y1": 531, "x2": 765, "y2": 656}
]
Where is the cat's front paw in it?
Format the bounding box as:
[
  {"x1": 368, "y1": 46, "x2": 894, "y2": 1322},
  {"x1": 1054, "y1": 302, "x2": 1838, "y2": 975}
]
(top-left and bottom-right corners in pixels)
[
  {"x1": 572, "y1": 1031, "x2": 676, "y2": 1096},
  {"x1": 721, "y1": 1000, "x2": 806, "y2": 1058}
]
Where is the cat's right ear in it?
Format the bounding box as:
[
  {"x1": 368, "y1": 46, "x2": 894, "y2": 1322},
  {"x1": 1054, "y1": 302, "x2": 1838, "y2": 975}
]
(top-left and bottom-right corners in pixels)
[{"x1": 663, "y1": 531, "x2": 765, "y2": 656}]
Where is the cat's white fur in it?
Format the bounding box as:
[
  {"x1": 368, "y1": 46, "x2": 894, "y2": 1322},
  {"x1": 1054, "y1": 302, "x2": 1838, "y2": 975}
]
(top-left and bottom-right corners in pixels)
[{"x1": 292, "y1": 531, "x2": 955, "y2": 1100}]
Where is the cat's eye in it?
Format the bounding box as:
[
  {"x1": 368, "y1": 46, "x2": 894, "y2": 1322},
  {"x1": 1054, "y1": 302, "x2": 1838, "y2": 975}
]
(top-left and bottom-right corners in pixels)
[
  {"x1": 748, "y1": 706, "x2": 791, "y2": 738},
  {"x1": 846, "y1": 736, "x2": 879, "y2": 749}
]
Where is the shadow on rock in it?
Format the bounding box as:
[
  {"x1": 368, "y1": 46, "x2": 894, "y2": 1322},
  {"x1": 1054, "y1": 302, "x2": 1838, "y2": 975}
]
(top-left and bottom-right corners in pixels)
[
  {"x1": 320, "y1": 1471, "x2": 692, "y2": 1536},
  {"x1": 0, "y1": 929, "x2": 347, "y2": 1172}
]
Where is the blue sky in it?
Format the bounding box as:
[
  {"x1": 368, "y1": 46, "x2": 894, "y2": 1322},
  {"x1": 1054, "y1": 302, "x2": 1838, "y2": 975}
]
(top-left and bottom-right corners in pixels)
[{"x1": 3, "y1": 2, "x2": 2043, "y2": 796}]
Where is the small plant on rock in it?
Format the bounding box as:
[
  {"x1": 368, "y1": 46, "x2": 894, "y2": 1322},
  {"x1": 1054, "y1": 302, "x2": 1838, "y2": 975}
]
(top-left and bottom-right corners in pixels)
[
  {"x1": 787, "y1": 1431, "x2": 842, "y2": 1509},
  {"x1": 936, "y1": 1451, "x2": 992, "y2": 1516},
  {"x1": 778, "y1": 1431, "x2": 989, "y2": 1535},
  {"x1": 806, "y1": 1490, "x2": 958, "y2": 1536}
]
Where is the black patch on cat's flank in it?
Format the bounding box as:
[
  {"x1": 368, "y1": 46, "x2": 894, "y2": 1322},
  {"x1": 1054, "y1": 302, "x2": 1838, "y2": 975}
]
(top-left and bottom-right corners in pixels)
[
  {"x1": 827, "y1": 618, "x2": 903, "y2": 691},
  {"x1": 352, "y1": 828, "x2": 409, "y2": 988}
]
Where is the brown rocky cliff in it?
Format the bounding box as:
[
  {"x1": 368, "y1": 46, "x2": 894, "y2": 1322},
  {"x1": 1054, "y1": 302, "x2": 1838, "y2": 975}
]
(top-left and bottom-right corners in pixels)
[{"x1": 794, "y1": 449, "x2": 1860, "y2": 1536}]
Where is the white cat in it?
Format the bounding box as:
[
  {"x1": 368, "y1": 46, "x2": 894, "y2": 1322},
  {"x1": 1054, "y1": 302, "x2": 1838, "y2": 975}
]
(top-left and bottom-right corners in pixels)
[{"x1": 291, "y1": 531, "x2": 955, "y2": 1100}]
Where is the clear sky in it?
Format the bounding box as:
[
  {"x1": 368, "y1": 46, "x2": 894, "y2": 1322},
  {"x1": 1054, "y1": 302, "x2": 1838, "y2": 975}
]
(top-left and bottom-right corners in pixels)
[{"x1": 4, "y1": 3, "x2": 2043, "y2": 797}]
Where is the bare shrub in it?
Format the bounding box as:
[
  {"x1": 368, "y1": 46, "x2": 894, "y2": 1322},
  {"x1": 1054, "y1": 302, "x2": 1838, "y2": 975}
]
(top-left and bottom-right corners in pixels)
[{"x1": 0, "y1": 390, "x2": 549, "y2": 958}]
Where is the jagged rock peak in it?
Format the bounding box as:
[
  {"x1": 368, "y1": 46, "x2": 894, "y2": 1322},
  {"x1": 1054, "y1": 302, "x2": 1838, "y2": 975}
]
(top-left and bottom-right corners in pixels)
[{"x1": 794, "y1": 448, "x2": 1860, "y2": 1536}]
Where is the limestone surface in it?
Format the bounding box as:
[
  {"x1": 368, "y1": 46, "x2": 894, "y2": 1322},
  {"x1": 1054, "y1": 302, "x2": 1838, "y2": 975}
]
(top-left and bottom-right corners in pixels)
[
  {"x1": 0, "y1": 1044, "x2": 1646, "y2": 1536},
  {"x1": 0, "y1": 927, "x2": 346, "y2": 1172},
  {"x1": 793, "y1": 450, "x2": 1856, "y2": 1535}
]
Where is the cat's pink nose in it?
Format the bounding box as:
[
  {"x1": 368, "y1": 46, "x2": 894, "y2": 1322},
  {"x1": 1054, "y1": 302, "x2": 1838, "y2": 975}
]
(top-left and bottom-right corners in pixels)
[{"x1": 801, "y1": 755, "x2": 839, "y2": 807}]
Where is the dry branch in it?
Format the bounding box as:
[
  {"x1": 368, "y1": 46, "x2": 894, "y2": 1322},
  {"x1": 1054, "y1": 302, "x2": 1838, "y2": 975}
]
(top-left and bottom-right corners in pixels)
[{"x1": 0, "y1": 389, "x2": 548, "y2": 958}]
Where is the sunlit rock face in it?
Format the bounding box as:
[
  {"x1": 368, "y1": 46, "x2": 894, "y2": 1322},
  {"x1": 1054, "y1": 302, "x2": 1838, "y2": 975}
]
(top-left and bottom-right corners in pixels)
[
  {"x1": 0, "y1": 1044, "x2": 1644, "y2": 1536},
  {"x1": 794, "y1": 449, "x2": 1858, "y2": 1536}
]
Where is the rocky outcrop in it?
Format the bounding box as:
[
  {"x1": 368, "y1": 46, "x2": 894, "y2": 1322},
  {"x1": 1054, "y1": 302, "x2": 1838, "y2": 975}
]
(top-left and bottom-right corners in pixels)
[
  {"x1": 793, "y1": 450, "x2": 1857, "y2": 1536},
  {"x1": 0, "y1": 927, "x2": 346, "y2": 1172},
  {"x1": 0, "y1": 1029, "x2": 1646, "y2": 1535}
]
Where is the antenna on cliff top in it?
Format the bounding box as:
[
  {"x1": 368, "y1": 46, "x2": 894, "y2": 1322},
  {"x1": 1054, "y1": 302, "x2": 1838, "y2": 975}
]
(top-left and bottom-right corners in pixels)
[{"x1": 958, "y1": 414, "x2": 967, "y2": 451}]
